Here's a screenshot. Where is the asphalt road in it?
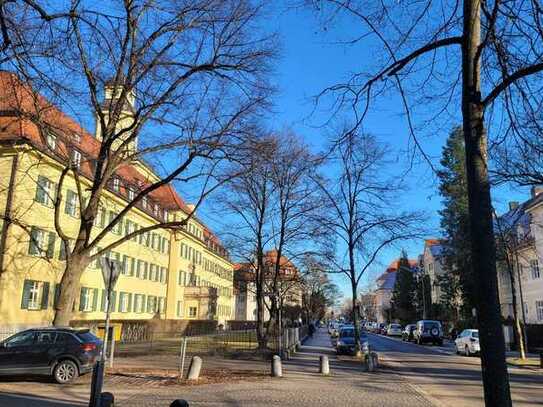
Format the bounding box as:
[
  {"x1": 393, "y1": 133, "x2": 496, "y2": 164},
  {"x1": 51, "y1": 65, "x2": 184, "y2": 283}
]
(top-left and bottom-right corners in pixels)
[{"x1": 369, "y1": 333, "x2": 543, "y2": 407}]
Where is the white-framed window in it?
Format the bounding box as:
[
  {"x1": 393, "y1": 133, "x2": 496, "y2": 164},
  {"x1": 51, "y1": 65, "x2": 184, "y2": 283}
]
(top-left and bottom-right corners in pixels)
[
  {"x1": 134, "y1": 294, "x2": 143, "y2": 313},
  {"x1": 65, "y1": 189, "x2": 78, "y2": 216},
  {"x1": 46, "y1": 132, "x2": 57, "y2": 150},
  {"x1": 530, "y1": 259, "x2": 540, "y2": 279},
  {"x1": 537, "y1": 301, "x2": 543, "y2": 321},
  {"x1": 153, "y1": 204, "x2": 159, "y2": 216},
  {"x1": 73, "y1": 132, "x2": 81, "y2": 143},
  {"x1": 35, "y1": 175, "x2": 54, "y2": 206},
  {"x1": 71, "y1": 149, "x2": 82, "y2": 168},
  {"x1": 176, "y1": 300, "x2": 183, "y2": 317},
  {"x1": 142, "y1": 196, "x2": 148, "y2": 209},
  {"x1": 128, "y1": 187, "x2": 135, "y2": 201},
  {"x1": 112, "y1": 177, "x2": 121, "y2": 192},
  {"x1": 163, "y1": 209, "x2": 168, "y2": 221},
  {"x1": 109, "y1": 211, "x2": 123, "y2": 235},
  {"x1": 147, "y1": 296, "x2": 157, "y2": 313},
  {"x1": 158, "y1": 297, "x2": 165, "y2": 314},
  {"x1": 188, "y1": 306, "x2": 197, "y2": 318},
  {"x1": 79, "y1": 287, "x2": 96, "y2": 312},
  {"x1": 119, "y1": 292, "x2": 130, "y2": 313},
  {"x1": 21, "y1": 280, "x2": 47, "y2": 310}
]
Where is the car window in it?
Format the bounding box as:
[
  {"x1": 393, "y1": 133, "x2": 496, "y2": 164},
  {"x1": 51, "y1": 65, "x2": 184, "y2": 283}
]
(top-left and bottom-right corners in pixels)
[
  {"x1": 36, "y1": 332, "x2": 57, "y2": 344},
  {"x1": 423, "y1": 322, "x2": 440, "y2": 329},
  {"x1": 55, "y1": 333, "x2": 78, "y2": 344},
  {"x1": 472, "y1": 331, "x2": 479, "y2": 338},
  {"x1": 5, "y1": 331, "x2": 35, "y2": 348},
  {"x1": 340, "y1": 329, "x2": 354, "y2": 338},
  {"x1": 76, "y1": 331, "x2": 98, "y2": 342}
]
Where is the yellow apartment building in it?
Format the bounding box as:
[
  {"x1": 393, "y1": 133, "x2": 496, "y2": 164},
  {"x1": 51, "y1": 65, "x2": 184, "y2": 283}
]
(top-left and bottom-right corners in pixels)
[{"x1": 0, "y1": 71, "x2": 234, "y2": 334}]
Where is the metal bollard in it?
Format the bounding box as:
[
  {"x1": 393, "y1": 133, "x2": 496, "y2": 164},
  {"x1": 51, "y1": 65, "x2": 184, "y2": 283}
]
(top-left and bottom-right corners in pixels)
[
  {"x1": 186, "y1": 356, "x2": 202, "y2": 380},
  {"x1": 170, "y1": 400, "x2": 190, "y2": 407},
  {"x1": 365, "y1": 352, "x2": 374, "y2": 372},
  {"x1": 100, "y1": 392, "x2": 114, "y2": 407},
  {"x1": 319, "y1": 355, "x2": 330, "y2": 375},
  {"x1": 271, "y1": 355, "x2": 283, "y2": 377}
]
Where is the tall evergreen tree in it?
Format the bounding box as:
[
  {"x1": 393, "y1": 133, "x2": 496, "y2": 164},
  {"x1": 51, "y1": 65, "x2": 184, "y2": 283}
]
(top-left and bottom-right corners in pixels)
[
  {"x1": 391, "y1": 250, "x2": 416, "y2": 324},
  {"x1": 437, "y1": 127, "x2": 476, "y2": 323}
]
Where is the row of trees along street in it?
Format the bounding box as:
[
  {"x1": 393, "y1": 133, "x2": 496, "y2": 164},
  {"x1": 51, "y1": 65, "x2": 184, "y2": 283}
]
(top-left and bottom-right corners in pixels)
[
  {"x1": 1, "y1": 1, "x2": 543, "y2": 405},
  {"x1": 306, "y1": 1, "x2": 543, "y2": 405}
]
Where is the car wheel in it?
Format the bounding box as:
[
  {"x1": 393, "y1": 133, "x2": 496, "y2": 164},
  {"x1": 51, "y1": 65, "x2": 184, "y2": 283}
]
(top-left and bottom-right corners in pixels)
[
  {"x1": 53, "y1": 360, "x2": 78, "y2": 384},
  {"x1": 464, "y1": 345, "x2": 470, "y2": 357}
]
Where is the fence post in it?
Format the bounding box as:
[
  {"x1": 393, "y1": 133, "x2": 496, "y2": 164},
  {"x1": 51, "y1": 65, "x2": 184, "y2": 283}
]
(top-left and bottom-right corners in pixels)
[
  {"x1": 186, "y1": 356, "x2": 202, "y2": 380},
  {"x1": 179, "y1": 337, "x2": 187, "y2": 378}
]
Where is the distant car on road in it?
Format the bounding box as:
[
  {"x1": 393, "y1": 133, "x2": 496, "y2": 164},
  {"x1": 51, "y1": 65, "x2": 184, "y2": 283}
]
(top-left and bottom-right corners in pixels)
[
  {"x1": 377, "y1": 323, "x2": 387, "y2": 334},
  {"x1": 455, "y1": 329, "x2": 480, "y2": 356},
  {"x1": 413, "y1": 320, "x2": 444, "y2": 346},
  {"x1": 386, "y1": 323, "x2": 403, "y2": 337},
  {"x1": 0, "y1": 327, "x2": 102, "y2": 384},
  {"x1": 402, "y1": 324, "x2": 417, "y2": 342},
  {"x1": 336, "y1": 326, "x2": 368, "y2": 355}
]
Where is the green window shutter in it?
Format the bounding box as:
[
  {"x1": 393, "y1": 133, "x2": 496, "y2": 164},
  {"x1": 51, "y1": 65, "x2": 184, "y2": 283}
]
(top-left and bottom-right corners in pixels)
[
  {"x1": 59, "y1": 241, "x2": 66, "y2": 260},
  {"x1": 127, "y1": 293, "x2": 133, "y2": 313},
  {"x1": 110, "y1": 290, "x2": 117, "y2": 312},
  {"x1": 41, "y1": 282, "x2": 50, "y2": 309},
  {"x1": 92, "y1": 288, "x2": 98, "y2": 311},
  {"x1": 79, "y1": 288, "x2": 86, "y2": 311},
  {"x1": 47, "y1": 232, "x2": 56, "y2": 258},
  {"x1": 28, "y1": 227, "x2": 40, "y2": 255},
  {"x1": 100, "y1": 289, "x2": 106, "y2": 312},
  {"x1": 35, "y1": 176, "x2": 46, "y2": 203},
  {"x1": 54, "y1": 284, "x2": 61, "y2": 308},
  {"x1": 21, "y1": 280, "x2": 33, "y2": 309}
]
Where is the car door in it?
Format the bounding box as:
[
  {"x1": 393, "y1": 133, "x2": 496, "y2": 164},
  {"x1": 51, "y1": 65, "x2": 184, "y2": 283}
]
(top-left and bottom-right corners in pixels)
[
  {"x1": 0, "y1": 331, "x2": 36, "y2": 373},
  {"x1": 32, "y1": 331, "x2": 58, "y2": 373},
  {"x1": 455, "y1": 330, "x2": 466, "y2": 349}
]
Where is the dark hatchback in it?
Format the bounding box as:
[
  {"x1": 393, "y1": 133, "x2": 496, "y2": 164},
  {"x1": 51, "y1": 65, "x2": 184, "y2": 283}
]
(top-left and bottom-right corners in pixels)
[
  {"x1": 0, "y1": 327, "x2": 102, "y2": 383},
  {"x1": 336, "y1": 327, "x2": 368, "y2": 355}
]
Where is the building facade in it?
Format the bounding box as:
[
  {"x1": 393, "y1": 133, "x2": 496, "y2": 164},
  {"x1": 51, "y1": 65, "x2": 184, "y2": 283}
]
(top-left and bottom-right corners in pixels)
[
  {"x1": 0, "y1": 72, "x2": 234, "y2": 331},
  {"x1": 233, "y1": 250, "x2": 303, "y2": 322},
  {"x1": 421, "y1": 239, "x2": 446, "y2": 305},
  {"x1": 497, "y1": 190, "x2": 543, "y2": 325}
]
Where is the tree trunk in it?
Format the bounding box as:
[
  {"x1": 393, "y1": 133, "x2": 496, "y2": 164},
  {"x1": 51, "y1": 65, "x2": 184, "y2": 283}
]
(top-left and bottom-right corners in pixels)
[
  {"x1": 348, "y1": 244, "x2": 361, "y2": 355},
  {"x1": 53, "y1": 253, "x2": 90, "y2": 326},
  {"x1": 462, "y1": 1, "x2": 512, "y2": 405},
  {"x1": 505, "y1": 253, "x2": 526, "y2": 359}
]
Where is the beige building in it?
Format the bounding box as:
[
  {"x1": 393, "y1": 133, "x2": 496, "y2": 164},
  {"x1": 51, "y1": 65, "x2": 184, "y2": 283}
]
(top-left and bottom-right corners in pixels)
[
  {"x1": 497, "y1": 189, "x2": 543, "y2": 325},
  {"x1": 0, "y1": 71, "x2": 234, "y2": 334},
  {"x1": 421, "y1": 239, "x2": 447, "y2": 305}
]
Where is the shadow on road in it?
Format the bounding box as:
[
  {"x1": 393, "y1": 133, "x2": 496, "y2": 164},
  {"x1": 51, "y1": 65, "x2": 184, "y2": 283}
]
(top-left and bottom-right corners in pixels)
[{"x1": 0, "y1": 391, "x2": 86, "y2": 406}]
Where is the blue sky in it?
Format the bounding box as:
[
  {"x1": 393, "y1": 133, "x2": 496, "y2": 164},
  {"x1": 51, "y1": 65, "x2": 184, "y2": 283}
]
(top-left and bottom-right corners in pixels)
[{"x1": 202, "y1": 3, "x2": 530, "y2": 298}]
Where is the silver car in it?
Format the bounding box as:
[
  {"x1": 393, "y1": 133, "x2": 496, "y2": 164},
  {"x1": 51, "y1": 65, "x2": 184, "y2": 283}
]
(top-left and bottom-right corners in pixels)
[{"x1": 455, "y1": 329, "x2": 480, "y2": 356}]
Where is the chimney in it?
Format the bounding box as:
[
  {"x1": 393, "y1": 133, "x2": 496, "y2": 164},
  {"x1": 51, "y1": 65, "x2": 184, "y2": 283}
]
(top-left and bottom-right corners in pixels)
[
  {"x1": 508, "y1": 201, "x2": 519, "y2": 211},
  {"x1": 531, "y1": 186, "x2": 543, "y2": 198}
]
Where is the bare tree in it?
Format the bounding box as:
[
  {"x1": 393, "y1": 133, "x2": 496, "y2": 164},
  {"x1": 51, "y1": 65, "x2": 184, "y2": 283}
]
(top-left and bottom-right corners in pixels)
[
  {"x1": 313, "y1": 132, "x2": 425, "y2": 355},
  {"x1": 494, "y1": 206, "x2": 532, "y2": 360},
  {"x1": 0, "y1": 0, "x2": 275, "y2": 325},
  {"x1": 307, "y1": 0, "x2": 543, "y2": 403}
]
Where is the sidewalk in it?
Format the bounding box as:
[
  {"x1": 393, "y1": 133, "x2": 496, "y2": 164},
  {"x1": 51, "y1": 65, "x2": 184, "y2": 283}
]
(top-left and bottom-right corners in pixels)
[{"x1": 117, "y1": 328, "x2": 435, "y2": 406}]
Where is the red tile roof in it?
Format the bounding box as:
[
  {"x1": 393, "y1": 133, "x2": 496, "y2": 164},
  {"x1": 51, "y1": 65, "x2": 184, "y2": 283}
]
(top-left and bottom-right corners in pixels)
[{"x1": 0, "y1": 71, "x2": 226, "y2": 253}]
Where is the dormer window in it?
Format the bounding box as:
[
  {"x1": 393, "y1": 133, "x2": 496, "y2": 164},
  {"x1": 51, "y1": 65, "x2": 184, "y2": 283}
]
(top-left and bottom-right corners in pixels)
[
  {"x1": 128, "y1": 187, "x2": 135, "y2": 201},
  {"x1": 163, "y1": 209, "x2": 168, "y2": 221},
  {"x1": 112, "y1": 177, "x2": 121, "y2": 192},
  {"x1": 73, "y1": 133, "x2": 81, "y2": 143},
  {"x1": 142, "y1": 196, "x2": 148, "y2": 209},
  {"x1": 154, "y1": 204, "x2": 159, "y2": 216},
  {"x1": 46, "y1": 132, "x2": 56, "y2": 150},
  {"x1": 71, "y1": 149, "x2": 81, "y2": 168}
]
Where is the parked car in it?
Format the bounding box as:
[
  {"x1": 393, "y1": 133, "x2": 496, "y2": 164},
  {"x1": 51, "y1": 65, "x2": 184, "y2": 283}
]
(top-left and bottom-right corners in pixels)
[
  {"x1": 386, "y1": 323, "x2": 402, "y2": 337},
  {"x1": 378, "y1": 323, "x2": 387, "y2": 334},
  {"x1": 0, "y1": 327, "x2": 102, "y2": 384},
  {"x1": 402, "y1": 324, "x2": 417, "y2": 342},
  {"x1": 455, "y1": 329, "x2": 480, "y2": 356},
  {"x1": 336, "y1": 326, "x2": 369, "y2": 355},
  {"x1": 413, "y1": 320, "x2": 444, "y2": 346}
]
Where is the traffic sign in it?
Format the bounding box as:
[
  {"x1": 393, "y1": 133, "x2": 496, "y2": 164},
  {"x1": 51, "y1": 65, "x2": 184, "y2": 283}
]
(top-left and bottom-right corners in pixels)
[{"x1": 100, "y1": 257, "x2": 121, "y2": 290}]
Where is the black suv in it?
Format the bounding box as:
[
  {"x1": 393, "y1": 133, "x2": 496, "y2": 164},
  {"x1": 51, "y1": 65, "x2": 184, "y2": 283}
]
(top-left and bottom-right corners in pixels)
[
  {"x1": 413, "y1": 320, "x2": 444, "y2": 346},
  {"x1": 0, "y1": 327, "x2": 102, "y2": 383}
]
